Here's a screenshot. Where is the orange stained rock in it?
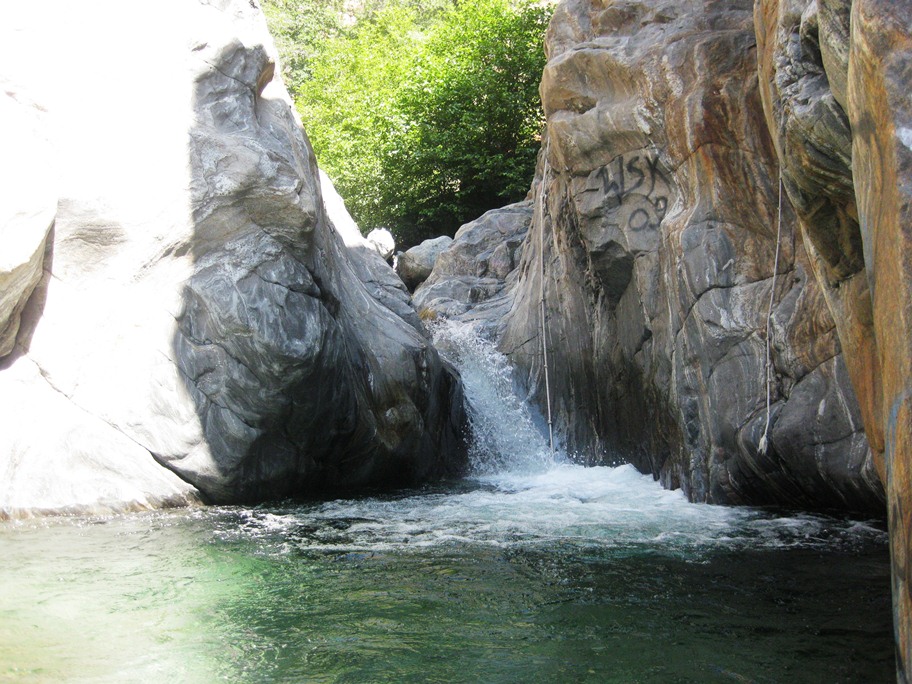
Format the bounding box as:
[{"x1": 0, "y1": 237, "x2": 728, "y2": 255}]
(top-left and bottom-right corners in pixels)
[{"x1": 850, "y1": 0, "x2": 912, "y2": 677}]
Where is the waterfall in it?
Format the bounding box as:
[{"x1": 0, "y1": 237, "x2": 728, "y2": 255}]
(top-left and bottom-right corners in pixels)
[{"x1": 431, "y1": 319, "x2": 558, "y2": 477}]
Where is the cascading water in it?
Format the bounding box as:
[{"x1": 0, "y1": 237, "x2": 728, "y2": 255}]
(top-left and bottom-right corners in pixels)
[
  {"x1": 431, "y1": 318, "x2": 556, "y2": 476},
  {"x1": 0, "y1": 321, "x2": 894, "y2": 683}
]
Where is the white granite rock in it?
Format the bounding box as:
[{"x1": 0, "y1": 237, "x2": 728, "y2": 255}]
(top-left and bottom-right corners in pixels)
[
  {"x1": 366, "y1": 228, "x2": 396, "y2": 260},
  {"x1": 0, "y1": 0, "x2": 465, "y2": 518},
  {"x1": 0, "y1": 92, "x2": 55, "y2": 358}
]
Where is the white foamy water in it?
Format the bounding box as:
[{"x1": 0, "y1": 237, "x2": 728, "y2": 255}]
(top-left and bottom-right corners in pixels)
[
  {"x1": 220, "y1": 459, "x2": 885, "y2": 555},
  {"x1": 215, "y1": 321, "x2": 886, "y2": 556},
  {"x1": 431, "y1": 319, "x2": 556, "y2": 476}
]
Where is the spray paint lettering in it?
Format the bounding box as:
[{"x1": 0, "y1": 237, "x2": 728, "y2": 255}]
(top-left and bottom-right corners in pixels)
[{"x1": 596, "y1": 154, "x2": 670, "y2": 231}]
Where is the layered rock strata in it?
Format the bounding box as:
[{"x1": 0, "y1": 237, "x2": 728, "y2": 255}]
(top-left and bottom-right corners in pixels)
[
  {"x1": 849, "y1": 5, "x2": 912, "y2": 676},
  {"x1": 0, "y1": 0, "x2": 466, "y2": 518},
  {"x1": 468, "y1": 0, "x2": 910, "y2": 670},
  {"x1": 755, "y1": 0, "x2": 912, "y2": 675}
]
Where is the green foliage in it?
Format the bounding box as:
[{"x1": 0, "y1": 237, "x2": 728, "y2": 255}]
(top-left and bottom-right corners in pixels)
[
  {"x1": 293, "y1": 5, "x2": 420, "y2": 237},
  {"x1": 264, "y1": 0, "x2": 550, "y2": 246},
  {"x1": 261, "y1": 0, "x2": 344, "y2": 100},
  {"x1": 386, "y1": 0, "x2": 549, "y2": 244},
  {"x1": 350, "y1": 0, "x2": 454, "y2": 22}
]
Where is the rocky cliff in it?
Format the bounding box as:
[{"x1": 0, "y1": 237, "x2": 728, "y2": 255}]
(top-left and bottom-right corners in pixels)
[
  {"x1": 755, "y1": 1, "x2": 912, "y2": 676},
  {"x1": 454, "y1": 0, "x2": 881, "y2": 512},
  {"x1": 0, "y1": 0, "x2": 466, "y2": 518},
  {"x1": 415, "y1": 0, "x2": 912, "y2": 666},
  {"x1": 417, "y1": 0, "x2": 912, "y2": 673}
]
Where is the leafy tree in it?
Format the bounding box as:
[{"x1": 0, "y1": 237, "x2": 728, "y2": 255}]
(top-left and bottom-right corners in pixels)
[
  {"x1": 293, "y1": 5, "x2": 421, "y2": 232},
  {"x1": 264, "y1": 0, "x2": 550, "y2": 247},
  {"x1": 348, "y1": 0, "x2": 454, "y2": 22},
  {"x1": 384, "y1": 0, "x2": 549, "y2": 244},
  {"x1": 261, "y1": 0, "x2": 344, "y2": 100}
]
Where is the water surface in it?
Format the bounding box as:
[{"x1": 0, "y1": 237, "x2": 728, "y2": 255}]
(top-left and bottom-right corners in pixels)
[
  {"x1": 0, "y1": 322, "x2": 894, "y2": 682},
  {"x1": 0, "y1": 469, "x2": 892, "y2": 683}
]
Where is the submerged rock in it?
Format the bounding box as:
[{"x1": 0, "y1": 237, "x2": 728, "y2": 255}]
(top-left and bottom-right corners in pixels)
[{"x1": 0, "y1": 0, "x2": 466, "y2": 518}]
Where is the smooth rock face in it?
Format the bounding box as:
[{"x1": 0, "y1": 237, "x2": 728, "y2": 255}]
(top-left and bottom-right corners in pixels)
[
  {"x1": 0, "y1": 0, "x2": 465, "y2": 517},
  {"x1": 847, "y1": 0, "x2": 912, "y2": 676},
  {"x1": 395, "y1": 236, "x2": 454, "y2": 290},
  {"x1": 754, "y1": 0, "x2": 883, "y2": 477},
  {"x1": 487, "y1": 0, "x2": 883, "y2": 511},
  {"x1": 755, "y1": 0, "x2": 912, "y2": 672},
  {"x1": 412, "y1": 201, "x2": 532, "y2": 333}
]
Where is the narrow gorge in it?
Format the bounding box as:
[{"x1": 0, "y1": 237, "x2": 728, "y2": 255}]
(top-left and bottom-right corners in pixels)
[{"x1": 1, "y1": 0, "x2": 910, "y2": 680}]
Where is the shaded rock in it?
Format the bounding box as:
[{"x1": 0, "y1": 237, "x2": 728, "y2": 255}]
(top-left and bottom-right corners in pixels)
[
  {"x1": 487, "y1": 0, "x2": 882, "y2": 512},
  {"x1": 756, "y1": 0, "x2": 912, "y2": 671},
  {"x1": 754, "y1": 0, "x2": 882, "y2": 476},
  {"x1": 412, "y1": 201, "x2": 532, "y2": 335},
  {"x1": 0, "y1": 0, "x2": 466, "y2": 517},
  {"x1": 396, "y1": 236, "x2": 453, "y2": 290},
  {"x1": 847, "y1": 0, "x2": 912, "y2": 676},
  {"x1": 818, "y1": 0, "x2": 851, "y2": 110}
]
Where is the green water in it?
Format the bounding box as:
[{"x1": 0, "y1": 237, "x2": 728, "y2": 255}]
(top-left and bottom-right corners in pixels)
[
  {"x1": 0, "y1": 327, "x2": 895, "y2": 682},
  {"x1": 0, "y1": 472, "x2": 893, "y2": 683}
]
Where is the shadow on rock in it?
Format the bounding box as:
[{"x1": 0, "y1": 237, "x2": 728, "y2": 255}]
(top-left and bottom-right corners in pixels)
[{"x1": 163, "y1": 5, "x2": 467, "y2": 504}]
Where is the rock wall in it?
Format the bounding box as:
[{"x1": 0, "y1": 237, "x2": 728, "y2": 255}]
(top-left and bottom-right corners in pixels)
[
  {"x1": 0, "y1": 0, "x2": 466, "y2": 518},
  {"x1": 412, "y1": 0, "x2": 912, "y2": 671},
  {"x1": 446, "y1": 0, "x2": 909, "y2": 672},
  {"x1": 754, "y1": 0, "x2": 912, "y2": 676},
  {"x1": 849, "y1": 3, "x2": 912, "y2": 675},
  {"x1": 488, "y1": 0, "x2": 883, "y2": 512}
]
